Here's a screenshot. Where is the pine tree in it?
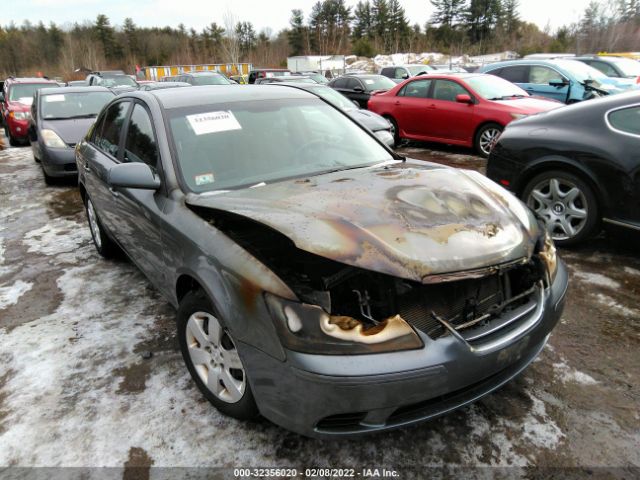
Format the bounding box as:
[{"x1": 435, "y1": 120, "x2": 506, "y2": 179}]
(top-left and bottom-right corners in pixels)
[
  {"x1": 352, "y1": 1, "x2": 373, "y2": 39},
  {"x1": 94, "y1": 14, "x2": 121, "y2": 61},
  {"x1": 430, "y1": 0, "x2": 466, "y2": 28},
  {"x1": 288, "y1": 9, "x2": 306, "y2": 55}
]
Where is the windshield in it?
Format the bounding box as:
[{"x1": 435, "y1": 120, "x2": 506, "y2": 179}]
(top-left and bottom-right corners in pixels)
[
  {"x1": 191, "y1": 75, "x2": 232, "y2": 86},
  {"x1": 41, "y1": 92, "x2": 114, "y2": 119},
  {"x1": 361, "y1": 76, "x2": 396, "y2": 91},
  {"x1": 311, "y1": 86, "x2": 357, "y2": 110},
  {"x1": 9, "y1": 84, "x2": 55, "y2": 103},
  {"x1": 307, "y1": 73, "x2": 329, "y2": 84},
  {"x1": 555, "y1": 60, "x2": 607, "y2": 84},
  {"x1": 467, "y1": 75, "x2": 529, "y2": 100},
  {"x1": 406, "y1": 65, "x2": 433, "y2": 75},
  {"x1": 168, "y1": 98, "x2": 393, "y2": 192},
  {"x1": 610, "y1": 57, "x2": 640, "y2": 77},
  {"x1": 281, "y1": 77, "x2": 316, "y2": 84},
  {"x1": 100, "y1": 75, "x2": 138, "y2": 87}
]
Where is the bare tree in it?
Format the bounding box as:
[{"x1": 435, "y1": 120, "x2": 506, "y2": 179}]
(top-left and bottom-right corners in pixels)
[{"x1": 221, "y1": 9, "x2": 240, "y2": 65}]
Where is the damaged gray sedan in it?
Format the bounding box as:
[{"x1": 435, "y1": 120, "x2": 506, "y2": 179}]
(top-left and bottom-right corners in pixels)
[{"x1": 76, "y1": 85, "x2": 568, "y2": 438}]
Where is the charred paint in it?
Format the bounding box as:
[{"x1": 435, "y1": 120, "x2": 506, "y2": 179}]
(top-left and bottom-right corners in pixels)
[{"x1": 185, "y1": 161, "x2": 537, "y2": 282}]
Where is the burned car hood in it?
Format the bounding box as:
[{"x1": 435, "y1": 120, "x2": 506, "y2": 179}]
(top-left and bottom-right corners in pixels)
[{"x1": 186, "y1": 161, "x2": 540, "y2": 282}]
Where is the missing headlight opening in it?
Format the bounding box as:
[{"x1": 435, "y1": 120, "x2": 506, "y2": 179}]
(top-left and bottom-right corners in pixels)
[{"x1": 198, "y1": 207, "x2": 549, "y2": 350}]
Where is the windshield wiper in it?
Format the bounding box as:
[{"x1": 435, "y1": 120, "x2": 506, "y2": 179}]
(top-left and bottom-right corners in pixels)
[
  {"x1": 488, "y1": 94, "x2": 526, "y2": 100},
  {"x1": 63, "y1": 114, "x2": 98, "y2": 119}
]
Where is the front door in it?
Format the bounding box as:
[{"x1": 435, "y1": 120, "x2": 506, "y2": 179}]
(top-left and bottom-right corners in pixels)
[{"x1": 427, "y1": 79, "x2": 475, "y2": 142}]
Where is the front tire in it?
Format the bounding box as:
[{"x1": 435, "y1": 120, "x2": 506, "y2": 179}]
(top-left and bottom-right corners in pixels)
[
  {"x1": 385, "y1": 116, "x2": 400, "y2": 146},
  {"x1": 522, "y1": 170, "x2": 599, "y2": 246},
  {"x1": 85, "y1": 197, "x2": 118, "y2": 258},
  {"x1": 474, "y1": 123, "x2": 503, "y2": 158},
  {"x1": 178, "y1": 290, "x2": 259, "y2": 420}
]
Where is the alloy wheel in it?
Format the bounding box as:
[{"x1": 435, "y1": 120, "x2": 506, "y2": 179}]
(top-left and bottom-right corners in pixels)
[
  {"x1": 526, "y1": 178, "x2": 588, "y2": 241},
  {"x1": 185, "y1": 311, "x2": 246, "y2": 403},
  {"x1": 478, "y1": 127, "x2": 501, "y2": 156}
]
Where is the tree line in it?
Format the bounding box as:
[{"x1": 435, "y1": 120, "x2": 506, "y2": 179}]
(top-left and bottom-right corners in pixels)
[{"x1": 0, "y1": 0, "x2": 638, "y2": 79}]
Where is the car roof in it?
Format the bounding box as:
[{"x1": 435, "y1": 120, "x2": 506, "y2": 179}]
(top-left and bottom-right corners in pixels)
[
  {"x1": 188, "y1": 71, "x2": 224, "y2": 76},
  {"x1": 147, "y1": 84, "x2": 316, "y2": 109},
  {"x1": 39, "y1": 86, "x2": 113, "y2": 95},
  {"x1": 6, "y1": 77, "x2": 58, "y2": 84}
]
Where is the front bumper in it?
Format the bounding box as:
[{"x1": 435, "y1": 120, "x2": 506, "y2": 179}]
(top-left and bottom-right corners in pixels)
[
  {"x1": 238, "y1": 260, "x2": 568, "y2": 438},
  {"x1": 7, "y1": 117, "x2": 30, "y2": 140},
  {"x1": 40, "y1": 144, "x2": 78, "y2": 177}
]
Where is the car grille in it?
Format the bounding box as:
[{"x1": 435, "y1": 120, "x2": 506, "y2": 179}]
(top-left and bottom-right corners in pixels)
[{"x1": 398, "y1": 261, "x2": 542, "y2": 341}]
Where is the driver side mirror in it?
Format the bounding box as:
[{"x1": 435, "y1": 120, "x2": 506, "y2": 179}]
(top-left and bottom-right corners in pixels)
[
  {"x1": 549, "y1": 78, "x2": 569, "y2": 87},
  {"x1": 108, "y1": 162, "x2": 160, "y2": 190},
  {"x1": 456, "y1": 94, "x2": 473, "y2": 104},
  {"x1": 353, "y1": 86, "x2": 364, "y2": 93},
  {"x1": 401, "y1": 73, "x2": 409, "y2": 79}
]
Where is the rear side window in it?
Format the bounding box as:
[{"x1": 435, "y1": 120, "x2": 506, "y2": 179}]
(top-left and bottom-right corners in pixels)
[
  {"x1": 94, "y1": 101, "x2": 130, "y2": 157},
  {"x1": 590, "y1": 61, "x2": 619, "y2": 77},
  {"x1": 380, "y1": 67, "x2": 393, "y2": 78},
  {"x1": 494, "y1": 65, "x2": 528, "y2": 83},
  {"x1": 398, "y1": 79, "x2": 431, "y2": 98},
  {"x1": 608, "y1": 106, "x2": 640, "y2": 136},
  {"x1": 332, "y1": 78, "x2": 347, "y2": 88},
  {"x1": 124, "y1": 104, "x2": 159, "y2": 167}
]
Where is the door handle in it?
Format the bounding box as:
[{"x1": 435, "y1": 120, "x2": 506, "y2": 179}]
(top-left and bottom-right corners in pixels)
[
  {"x1": 109, "y1": 187, "x2": 119, "y2": 198},
  {"x1": 427, "y1": 104, "x2": 436, "y2": 109},
  {"x1": 394, "y1": 101, "x2": 401, "y2": 105}
]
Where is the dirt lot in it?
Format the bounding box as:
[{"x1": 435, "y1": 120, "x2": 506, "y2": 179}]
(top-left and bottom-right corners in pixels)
[{"x1": 0, "y1": 138, "x2": 638, "y2": 477}]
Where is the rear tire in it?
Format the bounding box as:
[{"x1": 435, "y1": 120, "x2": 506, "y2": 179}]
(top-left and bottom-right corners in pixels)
[
  {"x1": 178, "y1": 289, "x2": 259, "y2": 420},
  {"x1": 522, "y1": 170, "x2": 599, "y2": 247},
  {"x1": 474, "y1": 123, "x2": 503, "y2": 158},
  {"x1": 84, "y1": 197, "x2": 118, "y2": 258}
]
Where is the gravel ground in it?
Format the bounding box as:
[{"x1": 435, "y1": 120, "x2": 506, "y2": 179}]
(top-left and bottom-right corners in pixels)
[{"x1": 0, "y1": 138, "x2": 638, "y2": 478}]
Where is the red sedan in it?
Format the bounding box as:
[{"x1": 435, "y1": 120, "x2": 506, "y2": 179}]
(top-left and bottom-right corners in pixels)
[{"x1": 368, "y1": 73, "x2": 562, "y2": 157}]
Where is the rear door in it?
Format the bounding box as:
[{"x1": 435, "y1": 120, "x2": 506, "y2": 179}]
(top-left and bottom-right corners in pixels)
[
  {"x1": 490, "y1": 65, "x2": 529, "y2": 90},
  {"x1": 427, "y1": 79, "x2": 475, "y2": 142},
  {"x1": 113, "y1": 102, "x2": 168, "y2": 290},
  {"x1": 392, "y1": 79, "x2": 433, "y2": 138},
  {"x1": 85, "y1": 99, "x2": 132, "y2": 233}
]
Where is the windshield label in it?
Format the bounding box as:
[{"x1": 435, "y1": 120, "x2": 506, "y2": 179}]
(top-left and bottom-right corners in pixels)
[
  {"x1": 45, "y1": 95, "x2": 66, "y2": 103},
  {"x1": 187, "y1": 111, "x2": 242, "y2": 135},
  {"x1": 194, "y1": 173, "x2": 215, "y2": 186}
]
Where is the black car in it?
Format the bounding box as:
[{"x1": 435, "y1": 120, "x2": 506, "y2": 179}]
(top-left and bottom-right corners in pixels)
[
  {"x1": 328, "y1": 74, "x2": 396, "y2": 109},
  {"x1": 487, "y1": 90, "x2": 640, "y2": 246},
  {"x1": 29, "y1": 86, "x2": 114, "y2": 183},
  {"x1": 254, "y1": 76, "x2": 317, "y2": 85}
]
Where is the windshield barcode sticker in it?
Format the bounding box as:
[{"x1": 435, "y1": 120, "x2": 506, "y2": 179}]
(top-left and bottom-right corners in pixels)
[{"x1": 186, "y1": 111, "x2": 242, "y2": 135}]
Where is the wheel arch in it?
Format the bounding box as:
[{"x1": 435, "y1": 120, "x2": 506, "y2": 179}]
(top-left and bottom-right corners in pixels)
[
  {"x1": 473, "y1": 120, "x2": 506, "y2": 140},
  {"x1": 176, "y1": 273, "x2": 206, "y2": 305},
  {"x1": 516, "y1": 156, "x2": 608, "y2": 215}
]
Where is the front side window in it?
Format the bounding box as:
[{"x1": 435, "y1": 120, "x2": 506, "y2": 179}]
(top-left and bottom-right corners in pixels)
[
  {"x1": 608, "y1": 106, "x2": 640, "y2": 136},
  {"x1": 398, "y1": 79, "x2": 431, "y2": 98},
  {"x1": 94, "y1": 101, "x2": 130, "y2": 157},
  {"x1": 331, "y1": 78, "x2": 347, "y2": 89},
  {"x1": 528, "y1": 66, "x2": 561, "y2": 84},
  {"x1": 431, "y1": 80, "x2": 468, "y2": 101},
  {"x1": 167, "y1": 98, "x2": 394, "y2": 192},
  {"x1": 124, "y1": 104, "x2": 159, "y2": 167},
  {"x1": 345, "y1": 78, "x2": 362, "y2": 90},
  {"x1": 589, "y1": 61, "x2": 619, "y2": 77}
]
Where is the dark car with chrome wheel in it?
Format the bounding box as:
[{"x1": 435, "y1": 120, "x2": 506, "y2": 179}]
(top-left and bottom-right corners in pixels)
[{"x1": 487, "y1": 90, "x2": 640, "y2": 246}]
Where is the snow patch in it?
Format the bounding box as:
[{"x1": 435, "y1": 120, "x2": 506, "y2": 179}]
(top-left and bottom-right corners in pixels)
[
  {"x1": 23, "y1": 218, "x2": 91, "y2": 256},
  {"x1": 623, "y1": 266, "x2": 640, "y2": 277},
  {"x1": 553, "y1": 361, "x2": 598, "y2": 385},
  {"x1": 572, "y1": 271, "x2": 620, "y2": 289},
  {"x1": 595, "y1": 293, "x2": 637, "y2": 317},
  {"x1": 0, "y1": 280, "x2": 33, "y2": 310}
]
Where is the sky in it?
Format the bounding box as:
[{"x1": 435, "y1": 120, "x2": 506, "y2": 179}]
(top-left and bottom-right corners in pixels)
[{"x1": 6, "y1": 0, "x2": 587, "y2": 34}]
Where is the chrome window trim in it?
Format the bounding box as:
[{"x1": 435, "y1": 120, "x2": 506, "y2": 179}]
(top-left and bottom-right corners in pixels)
[{"x1": 604, "y1": 102, "x2": 640, "y2": 139}]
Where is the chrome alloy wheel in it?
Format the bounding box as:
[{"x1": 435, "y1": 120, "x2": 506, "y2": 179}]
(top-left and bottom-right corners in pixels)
[
  {"x1": 86, "y1": 199, "x2": 102, "y2": 249},
  {"x1": 527, "y1": 178, "x2": 588, "y2": 241},
  {"x1": 185, "y1": 312, "x2": 246, "y2": 403},
  {"x1": 478, "y1": 127, "x2": 501, "y2": 156}
]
